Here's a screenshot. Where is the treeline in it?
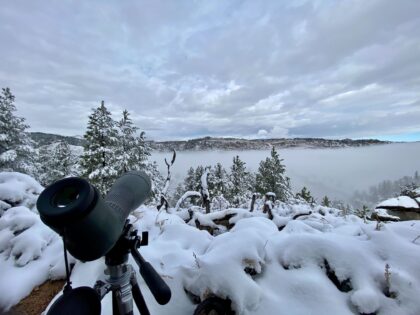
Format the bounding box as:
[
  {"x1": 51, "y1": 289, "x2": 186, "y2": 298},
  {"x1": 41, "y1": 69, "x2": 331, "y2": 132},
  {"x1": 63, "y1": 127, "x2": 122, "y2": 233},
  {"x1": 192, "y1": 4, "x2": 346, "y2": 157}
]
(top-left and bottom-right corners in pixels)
[
  {"x1": 0, "y1": 88, "x2": 162, "y2": 198},
  {"x1": 0, "y1": 87, "x2": 322, "y2": 211},
  {"x1": 351, "y1": 171, "x2": 420, "y2": 208},
  {"x1": 170, "y1": 148, "x2": 293, "y2": 210}
]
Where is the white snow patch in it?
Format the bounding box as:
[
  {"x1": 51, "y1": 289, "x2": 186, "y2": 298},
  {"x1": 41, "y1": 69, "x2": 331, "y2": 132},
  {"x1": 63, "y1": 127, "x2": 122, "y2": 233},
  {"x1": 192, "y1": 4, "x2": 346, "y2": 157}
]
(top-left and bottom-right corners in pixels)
[
  {"x1": 0, "y1": 172, "x2": 43, "y2": 211},
  {"x1": 377, "y1": 196, "x2": 419, "y2": 209},
  {"x1": 0, "y1": 207, "x2": 69, "y2": 311}
]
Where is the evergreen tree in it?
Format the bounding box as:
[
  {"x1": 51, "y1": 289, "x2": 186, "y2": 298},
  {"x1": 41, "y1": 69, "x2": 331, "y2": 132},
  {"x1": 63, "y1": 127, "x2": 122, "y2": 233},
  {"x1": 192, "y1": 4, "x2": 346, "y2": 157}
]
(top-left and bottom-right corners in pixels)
[
  {"x1": 144, "y1": 160, "x2": 165, "y2": 204},
  {"x1": 296, "y1": 186, "x2": 315, "y2": 204},
  {"x1": 355, "y1": 205, "x2": 370, "y2": 222},
  {"x1": 183, "y1": 167, "x2": 197, "y2": 191},
  {"x1": 227, "y1": 155, "x2": 251, "y2": 205},
  {"x1": 255, "y1": 147, "x2": 291, "y2": 201},
  {"x1": 210, "y1": 163, "x2": 228, "y2": 197},
  {"x1": 0, "y1": 88, "x2": 34, "y2": 174},
  {"x1": 400, "y1": 183, "x2": 419, "y2": 199},
  {"x1": 321, "y1": 196, "x2": 331, "y2": 207},
  {"x1": 115, "y1": 110, "x2": 150, "y2": 173},
  {"x1": 80, "y1": 101, "x2": 118, "y2": 195},
  {"x1": 37, "y1": 141, "x2": 77, "y2": 185}
]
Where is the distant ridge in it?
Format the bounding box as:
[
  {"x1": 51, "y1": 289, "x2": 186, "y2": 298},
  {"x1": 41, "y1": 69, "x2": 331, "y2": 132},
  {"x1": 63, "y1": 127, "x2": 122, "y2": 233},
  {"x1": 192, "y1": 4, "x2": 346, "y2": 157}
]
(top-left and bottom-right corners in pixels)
[
  {"x1": 149, "y1": 136, "x2": 390, "y2": 151},
  {"x1": 30, "y1": 132, "x2": 85, "y2": 147},
  {"x1": 30, "y1": 132, "x2": 390, "y2": 151}
]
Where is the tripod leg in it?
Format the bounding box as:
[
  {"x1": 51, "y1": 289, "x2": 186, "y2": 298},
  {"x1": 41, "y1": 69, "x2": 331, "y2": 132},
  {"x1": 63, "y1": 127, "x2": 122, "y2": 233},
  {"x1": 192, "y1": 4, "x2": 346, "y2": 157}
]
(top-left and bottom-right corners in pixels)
[
  {"x1": 131, "y1": 278, "x2": 150, "y2": 315},
  {"x1": 113, "y1": 290, "x2": 121, "y2": 315}
]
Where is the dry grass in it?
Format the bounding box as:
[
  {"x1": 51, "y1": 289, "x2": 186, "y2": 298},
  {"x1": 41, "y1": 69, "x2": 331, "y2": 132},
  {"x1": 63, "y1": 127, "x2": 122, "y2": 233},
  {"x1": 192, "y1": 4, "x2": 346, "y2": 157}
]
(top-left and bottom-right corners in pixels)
[{"x1": 7, "y1": 280, "x2": 65, "y2": 315}]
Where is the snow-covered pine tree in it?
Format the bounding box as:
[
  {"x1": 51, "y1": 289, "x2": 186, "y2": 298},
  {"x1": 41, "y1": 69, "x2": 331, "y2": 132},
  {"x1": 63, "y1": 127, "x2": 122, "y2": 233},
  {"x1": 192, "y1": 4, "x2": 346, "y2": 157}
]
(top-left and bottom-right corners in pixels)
[
  {"x1": 255, "y1": 147, "x2": 291, "y2": 202},
  {"x1": 321, "y1": 196, "x2": 331, "y2": 207},
  {"x1": 80, "y1": 101, "x2": 119, "y2": 195},
  {"x1": 184, "y1": 167, "x2": 197, "y2": 191},
  {"x1": 0, "y1": 88, "x2": 35, "y2": 174},
  {"x1": 210, "y1": 163, "x2": 229, "y2": 197},
  {"x1": 296, "y1": 186, "x2": 315, "y2": 204},
  {"x1": 115, "y1": 110, "x2": 150, "y2": 172},
  {"x1": 227, "y1": 155, "x2": 251, "y2": 206},
  {"x1": 144, "y1": 160, "x2": 165, "y2": 204},
  {"x1": 36, "y1": 141, "x2": 77, "y2": 186}
]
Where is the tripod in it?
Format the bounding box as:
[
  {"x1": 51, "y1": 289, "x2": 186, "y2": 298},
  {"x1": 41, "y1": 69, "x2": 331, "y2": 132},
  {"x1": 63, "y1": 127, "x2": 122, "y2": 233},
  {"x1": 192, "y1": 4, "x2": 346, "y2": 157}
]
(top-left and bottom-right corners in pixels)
[{"x1": 94, "y1": 222, "x2": 171, "y2": 315}]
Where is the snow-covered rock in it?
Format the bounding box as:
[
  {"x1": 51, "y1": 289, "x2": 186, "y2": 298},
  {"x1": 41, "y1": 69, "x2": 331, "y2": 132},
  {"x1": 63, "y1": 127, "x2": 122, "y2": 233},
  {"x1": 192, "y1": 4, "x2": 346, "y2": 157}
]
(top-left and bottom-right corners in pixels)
[
  {"x1": 377, "y1": 196, "x2": 419, "y2": 210},
  {"x1": 373, "y1": 208, "x2": 400, "y2": 221}
]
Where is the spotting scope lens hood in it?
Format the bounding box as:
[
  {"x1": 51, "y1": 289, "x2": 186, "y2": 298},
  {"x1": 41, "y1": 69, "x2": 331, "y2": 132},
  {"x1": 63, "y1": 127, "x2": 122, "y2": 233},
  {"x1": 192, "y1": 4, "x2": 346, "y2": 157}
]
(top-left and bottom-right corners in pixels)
[{"x1": 37, "y1": 171, "x2": 152, "y2": 261}]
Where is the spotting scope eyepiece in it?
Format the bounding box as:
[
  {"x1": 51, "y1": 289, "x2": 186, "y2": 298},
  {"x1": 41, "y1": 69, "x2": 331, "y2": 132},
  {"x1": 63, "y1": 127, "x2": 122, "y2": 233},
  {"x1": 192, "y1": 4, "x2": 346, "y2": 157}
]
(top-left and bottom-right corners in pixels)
[{"x1": 37, "y1": 171, "x2": 151, "y2": 261}]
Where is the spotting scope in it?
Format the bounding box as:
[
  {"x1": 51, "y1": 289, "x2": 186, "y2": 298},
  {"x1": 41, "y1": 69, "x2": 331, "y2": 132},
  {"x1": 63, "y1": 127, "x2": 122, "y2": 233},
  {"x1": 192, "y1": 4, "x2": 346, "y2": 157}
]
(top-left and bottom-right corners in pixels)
[
  {"x1": 37, "y1": 171, "x2": 151, "y2": 261},
  {"x1": 37, "y1": 171, "x2": 172, "y2": 315}
]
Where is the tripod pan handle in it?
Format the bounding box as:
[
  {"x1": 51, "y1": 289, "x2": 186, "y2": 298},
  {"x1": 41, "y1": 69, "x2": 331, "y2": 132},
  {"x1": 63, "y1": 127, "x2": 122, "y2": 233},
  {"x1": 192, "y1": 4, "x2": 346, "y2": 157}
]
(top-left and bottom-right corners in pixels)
[{"x1": 140, "y1": 262, "x2": 172, "y2": 305}]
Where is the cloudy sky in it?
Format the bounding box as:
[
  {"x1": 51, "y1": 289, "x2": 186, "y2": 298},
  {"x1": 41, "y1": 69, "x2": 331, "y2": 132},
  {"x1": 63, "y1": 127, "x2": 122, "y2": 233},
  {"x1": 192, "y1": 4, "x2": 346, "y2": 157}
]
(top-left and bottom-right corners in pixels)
[{"x1": 1, "y1": 0, "x2": 420, "y2": 141}]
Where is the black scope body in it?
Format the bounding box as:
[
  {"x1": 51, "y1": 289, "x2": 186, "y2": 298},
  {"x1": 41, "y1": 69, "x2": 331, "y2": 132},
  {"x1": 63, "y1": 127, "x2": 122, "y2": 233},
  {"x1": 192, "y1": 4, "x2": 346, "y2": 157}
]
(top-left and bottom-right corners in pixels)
[{"x1": 37, "y1": 171, "x2": 151, "y2": 261}]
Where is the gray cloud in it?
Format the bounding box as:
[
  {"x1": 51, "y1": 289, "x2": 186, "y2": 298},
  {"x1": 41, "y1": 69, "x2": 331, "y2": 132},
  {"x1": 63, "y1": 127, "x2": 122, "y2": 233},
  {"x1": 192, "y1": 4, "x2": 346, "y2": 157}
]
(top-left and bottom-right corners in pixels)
[{"x1": 0, "y1": 0, "x2": 419, "y2": 140}]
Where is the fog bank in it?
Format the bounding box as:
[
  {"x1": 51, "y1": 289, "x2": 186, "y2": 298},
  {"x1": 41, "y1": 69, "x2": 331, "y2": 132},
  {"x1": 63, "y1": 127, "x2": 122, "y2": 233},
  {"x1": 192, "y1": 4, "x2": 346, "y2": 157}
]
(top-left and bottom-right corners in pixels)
[{"x1": 152, "y1": 143, "x2": 420, "y2": 202}]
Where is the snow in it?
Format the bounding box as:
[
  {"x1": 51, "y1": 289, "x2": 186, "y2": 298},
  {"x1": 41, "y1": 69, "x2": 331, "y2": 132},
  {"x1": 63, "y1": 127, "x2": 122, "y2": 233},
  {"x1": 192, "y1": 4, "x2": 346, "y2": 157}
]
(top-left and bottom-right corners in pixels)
[
  {"x1": 1, "y1": 173, "x2": 420, "y2": 315},
  {"x1": 200, "y1": 168, "x2": 210, "y2": 198},
  {"x1": 0, "y1": 172, "x2": 43, "y2": 211},
  {"x1": 0, "y1": 207, "x2": 69, "y2": 310},
  {"x1": 175, "y1": 191, "x2": 202, "y2": 210},
  {"x1": 44, "y1": 207, "x2": 420, "y2": 315},
  {"x1": 0, "y1": 149, "x2": 17, "y2": 162},
  {"x1": 377, "y1": 196, "x2": 419, "y2": 209},
  {"x1": 374, "y1": 208, "x2": 400, "y2": 220}
]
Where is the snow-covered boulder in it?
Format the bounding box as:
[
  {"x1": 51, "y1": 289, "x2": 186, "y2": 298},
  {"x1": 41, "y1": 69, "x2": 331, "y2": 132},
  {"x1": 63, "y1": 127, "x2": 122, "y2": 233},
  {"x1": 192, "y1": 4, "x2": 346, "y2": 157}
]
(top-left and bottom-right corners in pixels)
[
  {"x1": 372, "y1": 208, "x2": 400, "y2": 222},
  {"x1": 376, "y1": 196, "x2": 420, "y2": 221},
  {"x1": 377, "y1": 196, "x2": 419, "y2": 210}
]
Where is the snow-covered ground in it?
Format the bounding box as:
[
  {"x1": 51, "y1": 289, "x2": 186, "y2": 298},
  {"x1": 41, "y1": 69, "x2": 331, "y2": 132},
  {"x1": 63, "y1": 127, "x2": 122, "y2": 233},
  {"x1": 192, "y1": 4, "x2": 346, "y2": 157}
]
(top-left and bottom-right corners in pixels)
[{"x1": 1, "y1": 172, "x2": 420, "y2": 315}]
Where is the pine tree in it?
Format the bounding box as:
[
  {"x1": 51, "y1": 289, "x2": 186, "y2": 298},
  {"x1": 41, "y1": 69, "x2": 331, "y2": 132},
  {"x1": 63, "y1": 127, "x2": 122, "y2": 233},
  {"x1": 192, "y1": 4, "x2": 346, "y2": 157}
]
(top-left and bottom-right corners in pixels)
[
  {"x1": 227, "y1": 155, "x2": 251, "y2": 206},
  {"x1": 255, "y1": 147, "x2": 291, "y2": 201},
  {"x1": 210, "y1": 163, "x2": 228, "y2": 197},
  {"x1": 296, "y1": 186, "x2": 315, "y2": 204},
  {"x1": 36, "y1": 141, "x2": 77, "y2": 185},
  {"x1": 321, "y1": 196, "x2": 331, "y2": 207},
  {"x1": 183, "y1": 167, "x2": 197, "y2": 191},
  {"x1": 80, "y1": 101, "x2": 118, "y2": 195},
  {"x1": 0, "y1": 88, "x2": 35, "y2": 174},
  {"x1": 115, "y1": 110, "x2": 150, "y2": 173},
  {"x1": 355, "y1": 205, "x2": 369, "y2": 222},
  {"x1": 144, "y1": 160, "x2": 165, "y2": 204}
]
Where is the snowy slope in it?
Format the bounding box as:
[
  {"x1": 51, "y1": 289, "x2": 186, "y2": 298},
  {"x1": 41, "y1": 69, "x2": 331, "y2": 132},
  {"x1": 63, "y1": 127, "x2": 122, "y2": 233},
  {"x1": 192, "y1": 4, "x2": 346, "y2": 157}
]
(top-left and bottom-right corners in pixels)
[
  {"x1": 49, "y1": 207, "x2": 420, "y2": 315},
  {"x1": 1, "y1": 173, "x2": 420, "y2": 315}
]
